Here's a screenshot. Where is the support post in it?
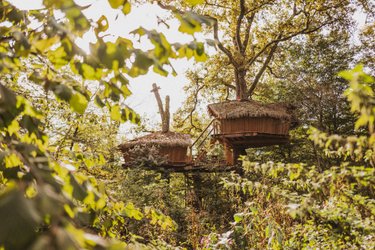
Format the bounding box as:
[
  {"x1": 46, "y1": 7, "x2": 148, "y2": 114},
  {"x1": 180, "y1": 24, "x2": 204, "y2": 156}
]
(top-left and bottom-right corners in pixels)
[{"x1": 224, "y1": 142, "x2": 234, "y2": 166}]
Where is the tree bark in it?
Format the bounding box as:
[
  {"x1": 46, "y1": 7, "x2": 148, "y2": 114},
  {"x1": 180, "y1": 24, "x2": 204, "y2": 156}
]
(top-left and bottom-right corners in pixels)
[
  {"x1": 163, "y1": 95, "x2": 170, "y2": 133},
  {"x1": 151, "y1": 83, "x2": 170, "y2": 133},
  {"x1": 235, "y1": 68, "x2": 248, "y2": 100}
]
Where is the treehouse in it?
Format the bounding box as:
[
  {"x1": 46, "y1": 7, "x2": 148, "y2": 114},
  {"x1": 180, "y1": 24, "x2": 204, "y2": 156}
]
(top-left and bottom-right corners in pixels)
[
  {"x1": 119, "y1": 84, "x2": 191, "y2": 167},
  {"x1": 119, "y1": 131, "x2": 191, "y2": 166},
  {"x1": 207, "y1": 100, "x2": 296, "y2": 165}
]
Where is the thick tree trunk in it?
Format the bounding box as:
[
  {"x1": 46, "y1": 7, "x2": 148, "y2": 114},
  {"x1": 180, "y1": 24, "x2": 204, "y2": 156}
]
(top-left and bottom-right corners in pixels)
[{"x1": 235, "y1": 69, "x2": 249, "y2": 100}]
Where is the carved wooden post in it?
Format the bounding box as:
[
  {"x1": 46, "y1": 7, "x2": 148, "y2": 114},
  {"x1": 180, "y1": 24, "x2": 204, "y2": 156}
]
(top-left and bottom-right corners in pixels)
[{"x1": 151, "y1": 83, "x2": 170, "y2": 133}]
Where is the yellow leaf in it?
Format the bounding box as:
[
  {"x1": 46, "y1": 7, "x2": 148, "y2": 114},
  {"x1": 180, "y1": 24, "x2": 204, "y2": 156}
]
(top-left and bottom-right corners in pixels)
[
  {"x1": 110, "y1": 105, "x2": 121, "y2": 121},
  {"x1": 7, "y1": 120, "x2": 20, "y2": 136},
  {"x1": 4, "y1": 153, "x2": 23, "y2": 168},
  {"x1": 64, "y1": 204, "x2": 75, "y2": 218},
  {"x1": 186, "y1": 0, "x2": 204, "y2": 6},
  {"x1": 122, "y1": 1, "x2": 131, "y2": 14},
  {"x1": 69, "y1": 93, "x2": 88, "y2": 114},
  {"x1": 34, "y1": 36, "x2": 59, "y2": 52}
]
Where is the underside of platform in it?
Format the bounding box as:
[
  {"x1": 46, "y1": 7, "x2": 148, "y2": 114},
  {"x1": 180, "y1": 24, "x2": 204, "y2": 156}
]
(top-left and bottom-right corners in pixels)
[{"x1": 212, "y1": 132, "x2": 289, "y2": 147}]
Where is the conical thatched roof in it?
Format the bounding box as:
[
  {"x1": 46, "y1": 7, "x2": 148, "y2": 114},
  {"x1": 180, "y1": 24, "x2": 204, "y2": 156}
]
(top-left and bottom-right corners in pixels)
[
  {"x1": 119, "y1": 132, "x2": 191, "y2": 150},
  {"x1": 207, "y1": 100, "x2": 292, "y2": 120}
]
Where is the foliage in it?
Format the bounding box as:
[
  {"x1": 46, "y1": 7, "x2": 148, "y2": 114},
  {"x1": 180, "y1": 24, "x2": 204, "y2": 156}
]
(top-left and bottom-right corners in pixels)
[
  {"x1": 158, "y1": 0, "x2": 372, "y2": 101},
  {"x1": 170, "y1": 0, "x2": 374, "y2": 133},
  {"x1": 0, "y1": 0, "x2": 209, "y2": 249},
  {"x1": 202, "y1": 66, "x2": 375, "y2": 249}
]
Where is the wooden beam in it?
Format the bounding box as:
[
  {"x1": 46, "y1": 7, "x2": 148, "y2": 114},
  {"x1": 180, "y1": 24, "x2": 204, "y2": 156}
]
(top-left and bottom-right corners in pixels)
[{"x1": 122, "y1": 162, "x2": 241, "y2": 173}]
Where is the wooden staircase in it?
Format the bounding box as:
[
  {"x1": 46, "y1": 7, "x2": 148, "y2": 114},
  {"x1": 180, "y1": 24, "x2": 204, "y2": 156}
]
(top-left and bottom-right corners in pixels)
[{"x1": 189, "y1": 119, "x2": 221, "y2": 164}]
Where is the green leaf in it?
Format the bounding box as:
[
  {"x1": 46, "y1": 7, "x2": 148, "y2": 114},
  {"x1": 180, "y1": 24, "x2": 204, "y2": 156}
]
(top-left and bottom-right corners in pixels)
[
  {"x1": 124, "y1": 202, "x2": 143, "y2": 220},
  {"x1": 64, "y1": 204, "x2": 75, "y2": 218},
  {"x1": 95, "y1": 15, "x2": 109, "y2": 36},
  {"x1": 194, "y1": 42, "x2": 207, "y2": 62},
  {"x1": 108, "y1": 0, "x2": 125, "y2": 8},
  {"x1": 176, "y1": 13, "x2": 202, "y2": 34},
  {"x1": 69, "y1": 93, "x2": 88, "y2": 114},
  {"x1": 34, "y1": 36, "x2": 59, "y2": 52},
  {"x1": 175, "y1": 12, "x2": 213, "y2": 35},
  {"x1": 110, "y1": 105, "x2": 121, "y2": 121},
  {"x1": 153, "y1": 63, "x2": 168, "y2": 76},
  {"x1": 234, "y1": 213, "x2": 243, "y2": 223},
  {"x1": 94, "y1": 95, "x2": 105, "y2": 108},
  {"x1": 121, "y1": 84, "x2": 132, "y2": 97},
  {"x1": 186, "y1": 0, "x2": 204, "y2": 6},
  {"x1": 128, "y1": 51, "x2": 153, "y2": 77},
  {"x1": 52, "y1": 84, "x2": 73, "y2": 102},
  {"x1": 108, "y1": 0, "x2": 131, "y2": 14},
  {"x1": 122, "y1": 1, "x2": 131, "y2": 14},
  {"x1": 7, "y1": 120, "x2": 20, "y2": 136},
  {"x1": 0, "y1": 187, "x2": 41, "y2": 249},
  {"x1": 4, "y1": 153, "x2": 23, "y2": 168}
]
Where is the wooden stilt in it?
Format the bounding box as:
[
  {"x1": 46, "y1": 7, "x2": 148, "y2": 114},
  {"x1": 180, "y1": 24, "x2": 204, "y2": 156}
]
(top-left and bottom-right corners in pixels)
[{"x1": 224, "y1": 142, "x2": 234, "y2": 166}]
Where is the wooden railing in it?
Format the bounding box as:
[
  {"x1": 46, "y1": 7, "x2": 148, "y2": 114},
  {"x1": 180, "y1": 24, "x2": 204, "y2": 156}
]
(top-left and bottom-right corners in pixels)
[{"x1": 188, "y1": 119, "x2": 221, "y2": 161}]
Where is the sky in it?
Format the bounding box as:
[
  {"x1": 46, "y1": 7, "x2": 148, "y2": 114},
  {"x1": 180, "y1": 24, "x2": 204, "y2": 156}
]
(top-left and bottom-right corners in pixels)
[{"x1": 10, "y1": 0, "x2": 206, "y2": 136}]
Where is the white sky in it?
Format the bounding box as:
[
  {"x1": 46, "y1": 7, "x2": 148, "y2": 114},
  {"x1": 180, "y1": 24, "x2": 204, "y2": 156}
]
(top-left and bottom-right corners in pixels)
[{"x1": 10, "y1": 0, "x2": 206, "y2": 137}]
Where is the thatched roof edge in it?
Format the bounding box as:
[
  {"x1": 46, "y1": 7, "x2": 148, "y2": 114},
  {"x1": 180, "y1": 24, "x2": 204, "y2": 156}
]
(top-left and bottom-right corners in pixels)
[
  {"x1": 119, "y1": 132, "x2": 191, "y2": 150},
  {"x1": 207, "y1": 100, "x2": 293, "y2": 120}
]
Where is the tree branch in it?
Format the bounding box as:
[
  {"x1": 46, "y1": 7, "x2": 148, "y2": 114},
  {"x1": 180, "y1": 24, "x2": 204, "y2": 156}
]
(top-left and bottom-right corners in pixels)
[
  {"x1": 212, "y1": 17, "x2": 237, "y2": 66},
  {"x1": 247, "y1": 42, "x2": 279, "y2": 97},
  {"x1": 183, "y1": 84, "x2": 205, "y2": 133},
  {"x1": 235, "y1": 0, "x2": 246, "y2": 53},
  {"x1": 151, "y1": 83, "x2": 170, "y2": 132},
  {"x1": 246, "y1": 17, "x2": 334, "y2": 68},
  {"x1": 242, "y1": 13, "x2": 255, "y2": 54},
  {"x1": 204, "y1": 1, "x2": 231, "y2": 10},
  {"x1": 157, "y1": 1, "x2": 236, "y2": 66}
]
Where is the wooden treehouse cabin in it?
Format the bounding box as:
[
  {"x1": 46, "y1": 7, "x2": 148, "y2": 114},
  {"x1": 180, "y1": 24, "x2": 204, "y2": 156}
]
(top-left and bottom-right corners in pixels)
[
  {"x1": 119, "y1": 84, "x2": 191, "y2": 167},
  {"x1": 119, "y1": 131, "x2": 191, "y2": 166},
  {"x1": 207, "y1": 100, "x2": 296, "y2": 165}
]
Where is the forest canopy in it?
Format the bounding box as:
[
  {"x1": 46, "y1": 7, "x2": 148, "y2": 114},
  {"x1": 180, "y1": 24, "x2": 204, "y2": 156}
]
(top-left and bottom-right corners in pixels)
[{"x1": 0, "y1": 0, "x2": 375, "y2": 249}]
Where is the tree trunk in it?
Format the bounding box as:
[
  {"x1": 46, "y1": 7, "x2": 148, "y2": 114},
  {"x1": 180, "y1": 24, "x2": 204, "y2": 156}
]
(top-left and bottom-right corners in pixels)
[
  {"x1": 151, "y1": 83, "x2": 170, "y2": 133},
  {"x1": 163, "y1": 95, "x2": 170, "y2": 133},
  {"x1": 235, "y1": 69, "x2": 248, "y2": 100}
]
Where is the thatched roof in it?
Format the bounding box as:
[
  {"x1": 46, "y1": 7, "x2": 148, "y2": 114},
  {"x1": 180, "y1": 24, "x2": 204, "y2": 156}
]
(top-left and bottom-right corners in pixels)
[
  {"x1": 119, "y1": 132, "x2": 191, "y2": 149},
  {"x1": 207, "y1": 100, "x2": 292, "y2": 120}
]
